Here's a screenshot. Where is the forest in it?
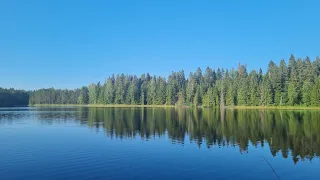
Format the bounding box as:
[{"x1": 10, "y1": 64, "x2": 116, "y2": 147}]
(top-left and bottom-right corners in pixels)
[
  {"x1": 2, "y1": 54, "x2": 320, "y2": 107},
  {"x1": 0, "y1": 88, "x2": 29, "y2": 107}
]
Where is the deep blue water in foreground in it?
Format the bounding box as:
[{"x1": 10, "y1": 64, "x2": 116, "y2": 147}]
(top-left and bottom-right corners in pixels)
[{"x1": 0, "y1": 107, "x2": 319, "y2": 180}]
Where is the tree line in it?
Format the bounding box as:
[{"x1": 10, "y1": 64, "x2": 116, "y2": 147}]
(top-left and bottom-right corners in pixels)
[
  {"x1": 0, "y1": 88, "x2": 29, "y2": 107},
  {"x1": 3, "y1": 54, "x2": 320, "y2": 107}
]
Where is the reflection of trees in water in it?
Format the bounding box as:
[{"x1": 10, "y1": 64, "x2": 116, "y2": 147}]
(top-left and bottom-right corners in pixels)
[
  {"x1": 0, "y1": 108, "x2": 35, "y2": 124},
  {"x1": 36, "y1": 107, "x2": 320, "y2": 164}
]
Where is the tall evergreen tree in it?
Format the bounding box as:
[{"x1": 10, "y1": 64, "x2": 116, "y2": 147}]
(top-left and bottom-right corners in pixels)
[
  {"x1": 193, "y1": 87, "x2": 200, "y2": 107},
  {"x1": 186, "y1": 73, "x2": 196, "y2": 106},
  {"x1": 104, "y1": 76, "x2": 115, "y2": 104},
  {"x1": 279, "y1": 59, "x2": 288, "y2": 105},
  {"x1": 155, "y1": 77, "x2": 166, "y2": 105},
  {"x1": 88, "y1": 83, "x2": 97, "y2": 104},
  {"x1": 311, "y1": 79, "x2": 320, "y2": 106},
  {"x1": 147, "y1": 76, "x2": 156, "y2": 105},
  {"x1": 114, "y1": 74, "x2": 125, "y2": 104}
]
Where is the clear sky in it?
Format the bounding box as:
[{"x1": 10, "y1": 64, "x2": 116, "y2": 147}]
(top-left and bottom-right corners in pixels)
[{"x1": 1, "y1": 0, "x2": 319, "y2": 90}]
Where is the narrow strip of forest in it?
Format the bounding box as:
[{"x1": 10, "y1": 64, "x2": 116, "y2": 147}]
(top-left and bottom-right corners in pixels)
[{"x1": 2, "y1": 55, "x2": 320, "y2": 108}]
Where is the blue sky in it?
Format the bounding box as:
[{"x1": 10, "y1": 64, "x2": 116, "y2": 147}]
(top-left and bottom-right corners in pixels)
[{"x1": 1, "y1": 0, "x2": 319, "y2": 90}]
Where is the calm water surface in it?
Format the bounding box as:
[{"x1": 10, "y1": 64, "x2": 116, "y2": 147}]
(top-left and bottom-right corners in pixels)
[{"x1": 0, "y1": 107, "x2": 319, "y2": 180}]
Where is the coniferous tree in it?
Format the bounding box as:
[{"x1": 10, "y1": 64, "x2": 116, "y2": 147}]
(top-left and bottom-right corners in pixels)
[
  {"x1": 88, "y1": 83, "x2": 97, "y2": 104},
  {"x1": 260, "y1": 78, "x2": 273, "y2": 106},
  {"x1": 176, "y1": 91, "x2": 185, "y2": 106},
  {"x1": 166, "y1": 75, "x2": 175, "y2": 105},
  {"x1": 78, "y1": 86, "x2": 89, "y2": 104},
  {"x1": 226, "y1": 83, "x2": 235, "y2": 106},
  {"x1": 288, "y1": 54, "x2": 299, "y2": 105},
  {"x1": 193, "y1": 87, "x2": 200, "y2": 107},
  {"x1": 279, "y1": 59, "x2": 288, "y2": 105},
  {"x1": 186, "y1": 73, "x2": 196, "y2": 106},
  {"x1": 127, "y1": 76, "x2": 139, "y2": 104},
  {"x1": 311, "y1": 79, "x2": 320, "y2": 106},
  {"x1": 236, "y1": 64, "x2": 248, "y2": 105},
  {"x1": 288, "y1": 82, "x2": 298, "y2": 106},
  {"x1": 212, "y1": 87, "x2": 220, "y2": 107},
  {"x1": 147, "y1": 76, "x2": 156, "y2": 105},
  {"x1": 248, "y1": 70, "x2": 259, "y2": 106},
  {"x1": 114, "y1": 74, "x2": 125, "y2": 104},
  {"x1": 302, "y1": 81, "x2": 313, "y2": 106},
  {"x1": 155, "y1": 77, "x2": 166, "y2": 105},
  {"x1": 104, "y1": 76, "x2": 115, "y2": 104}
]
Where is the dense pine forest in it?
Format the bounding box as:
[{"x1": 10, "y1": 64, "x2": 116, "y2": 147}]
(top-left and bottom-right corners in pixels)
[{"x1": 2, "y1": 55, "x2": 320, "y2": 107}]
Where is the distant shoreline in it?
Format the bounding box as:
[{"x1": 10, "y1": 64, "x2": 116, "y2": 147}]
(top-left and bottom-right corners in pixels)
[
  {"x1": 30, "y1": 104, "x2": 177, "y2": 108},
  {"x1": 228, "y1": 106, "x2": 320, "y2": 110},
  {"x1": 29, "y1": 104, "x2": 320, "y2": 110}
]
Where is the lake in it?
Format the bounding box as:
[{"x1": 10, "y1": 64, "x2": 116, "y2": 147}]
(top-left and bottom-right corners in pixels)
[{"x1": 0, "y1": 107, "x2": 319, "y2": 180}]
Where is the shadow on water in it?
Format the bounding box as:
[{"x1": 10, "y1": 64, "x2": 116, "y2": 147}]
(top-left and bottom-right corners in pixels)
[{"x1": 3, "y1": 107, "x2": 320, "y2": 164}]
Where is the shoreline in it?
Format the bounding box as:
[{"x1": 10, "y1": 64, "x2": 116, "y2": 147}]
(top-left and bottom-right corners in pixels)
[
  {"x1": 29, "y1": 104, "x2": 320, "y2": 110},
  {"x1": 30, "y1": 104, "x2": 177, "y2": 108},
  {"x1": 228, "y1": 106, "x2": 320, "y2": 110}
]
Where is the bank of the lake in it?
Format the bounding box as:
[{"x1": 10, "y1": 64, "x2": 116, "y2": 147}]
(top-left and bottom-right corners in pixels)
[
  {"x1": 30, "y1": 104, "x2": 177, "y2": 108},
  {"x1": 228, "y1": 106, "x2": 320, "y2": 110}
]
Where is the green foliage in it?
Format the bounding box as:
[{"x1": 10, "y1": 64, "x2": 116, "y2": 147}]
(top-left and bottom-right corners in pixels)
[
  {"x1": 147, "y1": 77, "x2": 156, "y2": 105},
  {"x1": 104, "y1": 76, "x2": 115, "y2": 104},
  {"x1": 4, "y1": 54, "x2": 315, "y2": 108},
  {"x1": 0, "y1": 88, "x2": 29, "y2": 107},
  {"x1": 202, "y1": 87, "x2": 215, "y2": 107},
  {"x1": 302, "y1": 81, "x2": 313, "y2": 106},
  {"x1": 186, "y1": 73, "x2": 196, "y2": 105},
  {"x1": 155, "y1": 77, "x2": 166, "y2": 105},
  {"x1": 193, "y1": 87, "x2": 201, "y2": 107},
  {"x1": 175, "y1": 91, "x2": 185, "y2": 106},
  {"x1": 114, "y1": 74, "x2": 125, "y2": 104},
  {"x1": 288, "y1": 82, "x2": 298, "y2": 106},
  {"x1": 77, "y1": 87, "x2": 89, "y2": 104},
  {"x1": 28, "y1": 88, "x2": 81, "y2": 105},
  {"x1": 226, "y1": 83, "x2": 235, "y2": 106},
  {"x1": 88, "y1": 83, "x2": 97, "y2": 104},
  {"x1": 311, "y1": 79, "x2": 320, "y2": 106}
]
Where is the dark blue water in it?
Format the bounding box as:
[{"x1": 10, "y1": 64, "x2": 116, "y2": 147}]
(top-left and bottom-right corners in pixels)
[{"x1": 0, "y1": 107, "x2": 319, "y2": 179}]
